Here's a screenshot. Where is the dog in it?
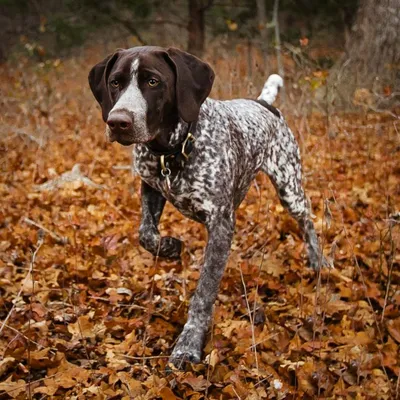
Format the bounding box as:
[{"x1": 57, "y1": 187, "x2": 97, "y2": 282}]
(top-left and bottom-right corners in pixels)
[{"x1": 89, "y1": 46, "x2": 324, "y2": 367}]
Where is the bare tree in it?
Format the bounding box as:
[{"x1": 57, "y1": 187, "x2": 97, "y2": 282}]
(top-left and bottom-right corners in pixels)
[
  {"x1": 187, "y1": 0, "x2": 214, "y2": 57},
  {"x1": 256, "y1": 0, "x2": 268, "y2": 73},
  {"x1": 328, "y1": 0, "x2": 400, "y2": 109},
  {"x1": 273, "y1": 0, "x2": 284, "y2": 102}
]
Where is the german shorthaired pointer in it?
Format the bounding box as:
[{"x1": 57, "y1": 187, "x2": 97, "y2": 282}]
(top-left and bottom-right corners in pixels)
[{"x1": 89, "y1": 46, "x2": 324, "y2": 368}]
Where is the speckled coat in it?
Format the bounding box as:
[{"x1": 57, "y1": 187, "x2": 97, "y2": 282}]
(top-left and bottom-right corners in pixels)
[{"x1": 88, "y1": 46, "x2": 324, "y2": 368}]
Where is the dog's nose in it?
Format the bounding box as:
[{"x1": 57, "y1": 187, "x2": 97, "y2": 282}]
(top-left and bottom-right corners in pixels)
[{"x1": 107, "y1": 112, "x2": 133, "y2": 132}]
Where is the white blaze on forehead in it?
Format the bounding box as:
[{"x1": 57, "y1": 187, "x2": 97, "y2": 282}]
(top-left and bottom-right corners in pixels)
[
  {"x1": 109, "y1": 57, "x2": 149, "y2": 138},
  {"x1": 131, "y1": 58, "x2": 139, "y2": 73}
]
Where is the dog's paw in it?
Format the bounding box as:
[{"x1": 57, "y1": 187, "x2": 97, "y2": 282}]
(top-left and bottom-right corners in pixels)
[
  {"x1": 159, "y1": 236, "x2": 182, "y2": 259},
  {"x1": 167, "y1": 347, "x2": 201, "y2": 371},
  {"x1": 167, "y1": 326, "x2": 204, "y2": 371},
  {"x1": 140, "y1": 233, "x2": 182, "y2": 260},
  {"x1": 167, "y1": 350, "x2": 201, "y2": 371}
]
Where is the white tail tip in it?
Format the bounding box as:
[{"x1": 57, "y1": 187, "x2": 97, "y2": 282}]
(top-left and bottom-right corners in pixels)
[{"x1": 257, "y1": 74, "x2": 284, "y2": 105}]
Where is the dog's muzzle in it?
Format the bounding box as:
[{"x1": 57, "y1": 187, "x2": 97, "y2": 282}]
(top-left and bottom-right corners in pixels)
[{"x1": 107, "y1": 111, "x2": 135, "y2": 145}]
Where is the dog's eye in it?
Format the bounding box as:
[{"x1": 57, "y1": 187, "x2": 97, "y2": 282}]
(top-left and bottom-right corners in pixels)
[
  {"x1": 110, "y1": 80, "x2": 119, "y2": 88},
  {"x1": 148, "y1": 78, "x2": 159, "y2": 87}
]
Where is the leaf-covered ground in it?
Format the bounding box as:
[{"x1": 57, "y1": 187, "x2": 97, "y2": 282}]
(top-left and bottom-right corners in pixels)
[{"x1": 1, "y1": 50, "x2": 400, "y2": 399}]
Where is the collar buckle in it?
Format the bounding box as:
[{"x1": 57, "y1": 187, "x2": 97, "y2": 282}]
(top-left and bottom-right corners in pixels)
[
  {"x1": 181, "y1": 132, "x2": 195, "y2": 160},
  {"x1": 160, "y1": 155, "x2": 171, "y2": 177}
]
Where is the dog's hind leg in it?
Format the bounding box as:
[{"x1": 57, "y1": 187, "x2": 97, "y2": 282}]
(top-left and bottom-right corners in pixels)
[
  {"x1": 261, "y1": 129, "x2": 324, "y2": 270},
  {"x1": 139, "y1": 180, "x2": 182, "y2": 259}
]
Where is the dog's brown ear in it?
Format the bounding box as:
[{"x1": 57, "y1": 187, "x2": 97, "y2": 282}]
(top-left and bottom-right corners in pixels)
[
  {"x1": 88, "y1": 52, "x2": 120, "y2": 122},
  {"x1": 165, "y1": 48, "x2": 215, "y2": 123}
]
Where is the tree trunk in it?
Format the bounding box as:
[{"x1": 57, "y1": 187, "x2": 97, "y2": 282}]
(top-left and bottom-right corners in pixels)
[
  {"x1": 256, "y1": 0, "x2": 268, "y2": 75},
  {"x1": 273, "y1": 0, "x2": 285, "y2": 102},
  {"x1": 328, "y1": 0, "x2": 400, "y2": 109},
  {"x1": 187, "y1": 0, "x2": 207, "y2": 57}
]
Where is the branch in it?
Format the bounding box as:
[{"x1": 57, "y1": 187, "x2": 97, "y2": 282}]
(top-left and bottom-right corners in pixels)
[
  {"x1": 94, "y1": 4, "x2": 147, "y2": 45},
  {"x1": 0, "y1": 234, "x2": 44, "y2": 336},
  {"x1": 112, "y1": 17, "x2": 147, "y2": 45},
  {"x1": 201, "y1": 0, "x2": 215, "y2": 11},
  {"x1": 33, "y1": 164, "x2": 108, "y2": 192},
  {"x1": 24, "y1": 218, "x2": 68, "y2": 245},
  {"x1": 2, "y1": 125, "x2": 44, "y2": 146}
]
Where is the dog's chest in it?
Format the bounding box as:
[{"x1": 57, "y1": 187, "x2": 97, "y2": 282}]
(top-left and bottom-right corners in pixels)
[{"x1": 133, "y1": 146, "x2": 216, "y2": 223}]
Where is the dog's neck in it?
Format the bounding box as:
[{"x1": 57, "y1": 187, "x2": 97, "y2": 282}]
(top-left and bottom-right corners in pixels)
[
  {"x1": 145, "y1": 99, "x2": 211, "y2": 153},
  {"x1": 146, "y1": 119, "x2": 192, "y2": 153}
]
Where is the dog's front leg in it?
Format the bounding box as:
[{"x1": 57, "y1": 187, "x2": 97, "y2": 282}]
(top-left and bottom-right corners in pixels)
[
  {"x1": 139, "y1": 181, "x2": 182, "y2": 259},
  {"x1": 169, "y1": 209, "x2": 235, "y2": 367}
]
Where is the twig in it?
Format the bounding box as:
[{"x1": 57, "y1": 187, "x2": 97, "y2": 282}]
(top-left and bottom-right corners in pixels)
[
  {"x1": 139, "y1": 240, "x2": 163, "y2": 368},
  {"x1": 329, "y1": 189, "x2": 390, "y2": 383},
  {"x1": 24, "y1": 217, "x2": 68, "y2": 244},
  {"x1": 2, "y1": 126, "x2": 43, "y2": 146},
  {"x1": 0, "y1": 323, "x2": 45, "y2": 350},
  {"x1": 238, "y1": 264, "x2": 259, "y2": 376},
  {"x1": 105, "y1": 200, "x2": 130, "y2": 221},
  {"x1": 120, "y1": 354, "x2": 169, "y2": 360},
  {"x1": 0, "y1": 372, "x2": 64, "y2": 397},
  {"x1": 117, "y1": 18, "x2": 147, "y2": 44},
  {"x1": 95, "y1": 3, "x2": 147, "y2": 44},
  {"x1": 248, "y1": 332, "x2": 279, "y2": 350},
  {"x1": 26, "y1": 232, "x2": 44, "y2": 400},
  {"x1": 66, "y1": 224, "x2": 93, "y2": 371},
  {"x1": 33, "y1": 164, "x2": 108, "y2": 192},
  {"x1": 0, "y1": 234, "x2": 44, "y2": 336},
  {"x1": 231, "y1": 386, "x2": 242, "y2": 399},
  {"x1": 381, "y1": 183, "x2": 398, "y2": 323},
  {"x1": 88, "y1": 296, "x2": 148, "y2": 310},
  {"x1": 112, "y1": 165, "x2": 132, "y2": 170},
  {"x1": 364, "y1": 104, "x2": 399, "y2": 120}
]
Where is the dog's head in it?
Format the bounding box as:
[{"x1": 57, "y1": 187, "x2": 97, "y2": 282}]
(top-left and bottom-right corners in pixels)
[{"x1": 88, "y1": 46, "x2": 215, "y2": 146}]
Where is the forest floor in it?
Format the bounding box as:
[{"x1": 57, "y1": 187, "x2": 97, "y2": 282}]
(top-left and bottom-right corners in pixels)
[{"x1": 0, "y1": 47, "x2": 400, "y2": 399}]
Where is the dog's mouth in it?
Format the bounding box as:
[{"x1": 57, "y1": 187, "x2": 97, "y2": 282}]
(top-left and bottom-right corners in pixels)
[
  {"x1": 106, "y1": 130, "x2": 141, "y2": 146},
  {"x1": 106, "y1": 127, "x2": 158, "y2": 146},
  {"x1": 113, "y1": 135, "x2": 158, "y2": 146},
  {"x1": 115, "y1": 138, "x2": 135, "y2": 146},
  {"x1": 107, "y1": 132, "x2": 135, "y2": 146}
]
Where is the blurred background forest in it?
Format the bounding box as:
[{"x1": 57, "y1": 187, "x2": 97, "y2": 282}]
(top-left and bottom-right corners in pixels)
[
  {"x1": 1, "y1": 0, "x2": 399, "y2": 110},
  {"x1": 1, "y1": 1, "x2": 400, "y2": 399}
]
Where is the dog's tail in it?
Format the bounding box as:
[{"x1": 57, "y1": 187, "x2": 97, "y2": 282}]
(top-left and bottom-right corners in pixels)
[{"x1": 257, "y1": 74, "x2": 283, "y2": 105}]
